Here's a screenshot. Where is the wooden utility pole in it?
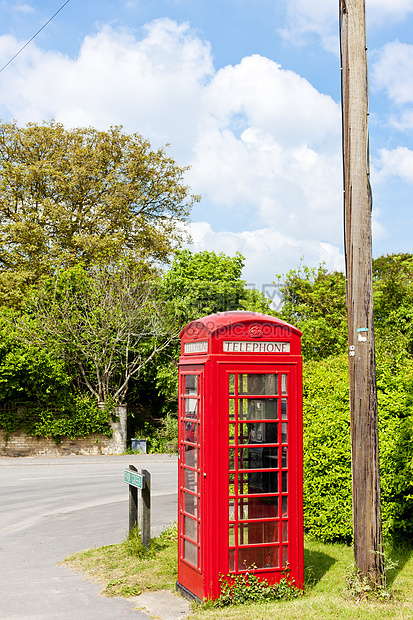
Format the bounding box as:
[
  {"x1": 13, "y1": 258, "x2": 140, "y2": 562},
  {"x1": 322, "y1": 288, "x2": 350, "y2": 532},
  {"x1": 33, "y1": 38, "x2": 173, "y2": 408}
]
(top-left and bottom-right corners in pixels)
[{"x1": 339, "y1": 0, "x2": 384, "y2": 584}]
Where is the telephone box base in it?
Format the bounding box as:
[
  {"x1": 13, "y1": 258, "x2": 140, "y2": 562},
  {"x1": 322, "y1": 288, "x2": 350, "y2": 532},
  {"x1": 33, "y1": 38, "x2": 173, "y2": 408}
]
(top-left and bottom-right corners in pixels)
[{"x1": 176, "y1": 582, "x2": 202, "y2": 604}]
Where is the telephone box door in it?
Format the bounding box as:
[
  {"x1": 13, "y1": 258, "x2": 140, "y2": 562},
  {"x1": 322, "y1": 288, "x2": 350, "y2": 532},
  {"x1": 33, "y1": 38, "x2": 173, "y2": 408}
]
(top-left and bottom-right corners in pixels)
[
  {"x1": 178, "y1": 366, "x2": 204, "y2": 599},
  {"x1": 223, "y1": 365, "x2": 302, "y2": 582}
]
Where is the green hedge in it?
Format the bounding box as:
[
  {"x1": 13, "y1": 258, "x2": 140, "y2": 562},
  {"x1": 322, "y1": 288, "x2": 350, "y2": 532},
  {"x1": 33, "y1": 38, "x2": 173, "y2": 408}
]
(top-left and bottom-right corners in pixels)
[
  {"x1": 303, "y1": 351, "x2": 413, "y2": 543},
  {"x1": 0, "y1": 308, "x2": 113, "y2": 442},
  {"x1": 0, "y1": 394, "x2": 113, "y2": 443},
  {"x1": 303, "y1": 354, "x2": 353, "y2": 542}
]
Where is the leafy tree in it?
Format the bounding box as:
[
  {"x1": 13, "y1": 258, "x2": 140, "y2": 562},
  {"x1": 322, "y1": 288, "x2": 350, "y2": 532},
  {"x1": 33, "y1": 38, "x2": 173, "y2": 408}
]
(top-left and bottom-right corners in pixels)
[
  {"x1": 132, "y1": 250, "x2": 272, "y2": 431},
  {"x1": 278, "y1": 263, "x2": 347, "y2": 361},
  {"x1": 0, "y1": 120, "x2": 198, "y2": 303},
  {"x1": 373, "y1": 253, "x2": 413, "y2": 353},
  {"x1": 0, "y1": 307, "x2": 111, "y2": 440},
  {"x1": 0, "y1": 306, "x2": 70, "y2": 404},
  {"x1": 278, "y1": 254, "x2": 413, "y2": 361},
  {"x1": 162, "y1": 249, "x2": 271, "y2": 324},
  {"x1": 3, "y1": 250, "x2": 271, "y2": 440},
  {"x1": 373, "y1": 253, "x2": 413, "y2": 313},
  {"x1": 15, "y1": 262, "x2": 179, "y2": 408}
]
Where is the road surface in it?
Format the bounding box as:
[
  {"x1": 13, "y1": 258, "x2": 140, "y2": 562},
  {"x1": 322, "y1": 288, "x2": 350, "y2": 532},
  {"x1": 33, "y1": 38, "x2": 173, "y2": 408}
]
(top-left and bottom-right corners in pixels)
[{"x1": 0, "y1": 454, "x2": 178, "y2": 619}]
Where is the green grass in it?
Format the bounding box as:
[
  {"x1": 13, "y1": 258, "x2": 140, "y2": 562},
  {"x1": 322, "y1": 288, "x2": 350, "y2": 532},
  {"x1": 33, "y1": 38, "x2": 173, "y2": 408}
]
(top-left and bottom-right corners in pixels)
[
  {"x1": 62, "y1": 529, "x2": 413, "y2": 619},
  {"x1": 61, "y1": 524, "x2": 178, "y2": 597}
]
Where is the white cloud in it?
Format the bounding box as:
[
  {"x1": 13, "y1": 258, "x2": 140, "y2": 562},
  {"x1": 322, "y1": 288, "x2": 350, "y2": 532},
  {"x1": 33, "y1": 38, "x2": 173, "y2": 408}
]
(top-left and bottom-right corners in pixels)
[
  {"x1": 279, "y1": 0, "x2": 413, "y2": 51},
  {"x1": 0, "y1": 19, "x2": 363, "y2": 281},
  {"x1": 188, "y1": 222, "x2": 344, "y2": 287},
  {"x1": 0, "y1": 19, "x2": 213, "y2": 158},
  {"x1": 372, "y1": 208, "x2": 387, "y2": 241},
  {"x1": 373, "y1": 146, "x2": 413, "y2": 183},
  {"x1": 1, "y1": 1, "x2": 35, "y2": 15},
  {"x1": 278, "y1": 0, "x2": 338, "y2": 53},
  {"x1": 371, "y1": 41, "x2": 413, "y2": 112},
  {"x1": 367, "y1": 0, "x2": 413, "y2": 24},
  {"x1": 189, "y1": 55, "x2": 343, "y2": 243}
]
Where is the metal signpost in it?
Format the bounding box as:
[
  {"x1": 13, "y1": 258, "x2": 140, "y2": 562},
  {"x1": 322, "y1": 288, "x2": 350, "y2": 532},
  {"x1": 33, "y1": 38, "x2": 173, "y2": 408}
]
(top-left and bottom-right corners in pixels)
[
  {"x1": 124, "y1": 465, "x2": 151, "y2": 548},
  {"x1": 124, "y1": 468, "x2": 145, "y2": 489}
]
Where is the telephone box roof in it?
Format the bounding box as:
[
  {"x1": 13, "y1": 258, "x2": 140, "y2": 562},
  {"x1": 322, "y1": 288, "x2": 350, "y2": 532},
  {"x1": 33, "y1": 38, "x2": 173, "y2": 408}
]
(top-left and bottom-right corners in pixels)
[{"x1": 180, "y1": 311, "x2": 302, "y2": 338}]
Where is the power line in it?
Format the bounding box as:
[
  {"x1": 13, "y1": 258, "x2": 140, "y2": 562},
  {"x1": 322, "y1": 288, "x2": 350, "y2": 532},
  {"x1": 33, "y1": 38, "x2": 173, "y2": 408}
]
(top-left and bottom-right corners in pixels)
[{"x1": 0, "y1": 0, "x2": 71, "y2": 75}]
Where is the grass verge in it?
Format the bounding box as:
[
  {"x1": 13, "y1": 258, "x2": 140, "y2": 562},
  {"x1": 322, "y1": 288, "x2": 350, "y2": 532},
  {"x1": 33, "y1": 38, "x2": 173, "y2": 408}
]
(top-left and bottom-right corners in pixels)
[
  {"x1": 62, "y1": 529, "x2": 413, "y2": 619},
  {"x1": 61, "y1": 524, "x2": 178, "y2": 597}
]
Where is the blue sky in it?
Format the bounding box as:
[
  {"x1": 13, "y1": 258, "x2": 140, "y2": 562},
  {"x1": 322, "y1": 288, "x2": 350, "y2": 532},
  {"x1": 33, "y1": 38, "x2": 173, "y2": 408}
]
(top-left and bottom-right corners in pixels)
[{"x1": 0, "y1": 0, "x2": 412, "y2": 291}]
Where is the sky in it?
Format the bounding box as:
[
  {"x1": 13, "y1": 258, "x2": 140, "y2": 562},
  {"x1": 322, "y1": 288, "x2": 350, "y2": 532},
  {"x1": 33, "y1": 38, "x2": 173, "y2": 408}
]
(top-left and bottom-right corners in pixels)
[{"x1": 0, "y1": 0, "x2": 412, "y2": 297}]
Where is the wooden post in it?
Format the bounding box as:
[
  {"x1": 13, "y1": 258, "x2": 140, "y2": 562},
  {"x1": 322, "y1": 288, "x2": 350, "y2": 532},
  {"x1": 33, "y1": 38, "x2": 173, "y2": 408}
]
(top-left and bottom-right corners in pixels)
[
  {"x1": 340, "y1": 0, "x2": 384, "y2": 584},
  {"x1": 141, "y1": 469, "x2": 151, "y2": 548},
  {"x1": 128, "y1": 464, "x2": 138, "y2": 534}
]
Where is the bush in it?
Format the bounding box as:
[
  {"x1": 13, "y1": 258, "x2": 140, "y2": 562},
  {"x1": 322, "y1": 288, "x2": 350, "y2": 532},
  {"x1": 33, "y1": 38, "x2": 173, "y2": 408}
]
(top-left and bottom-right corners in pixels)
[
  {"x1": 303, "y1": 354, "x2": 353, "y2": 542},
  {"x1": 303, "y1": 350, "x2": 413, "y2": 543},
  {"x1": 0, "y1": 306, "x2": 114, "y2": 441},
  {"x1": 211, "y1": 570, "x2": 299, "y2": 607},
  {"x1": 133, "y1": 413, "x2": 178, "y2": 454},
  {"x1": 0, "y1": 394, "x2": 113, "y2": 441}
]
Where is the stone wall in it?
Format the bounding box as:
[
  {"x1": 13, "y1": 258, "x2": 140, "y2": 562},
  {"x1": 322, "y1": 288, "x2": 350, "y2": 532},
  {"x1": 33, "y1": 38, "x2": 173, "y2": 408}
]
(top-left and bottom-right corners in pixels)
[
  {"x1": 0, "y1": 405, "x2": 128, "y2": 457},
  {"x1": 0, "y1": 430, "x2": 124, "y2": 456}
]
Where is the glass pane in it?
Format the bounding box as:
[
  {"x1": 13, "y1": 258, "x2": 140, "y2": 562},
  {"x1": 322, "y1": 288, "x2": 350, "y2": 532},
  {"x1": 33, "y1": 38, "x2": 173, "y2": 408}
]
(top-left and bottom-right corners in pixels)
[
  {"x1": 281, "y1": 422, "x2": 287, "y2": 443},
  {"x1": 237, "y1": 496, "x2": 279, "y2": 520},
  {"x1": 229, "y1": 472, "x2": 235, "y2": 496},
  {"x1": 282, "y1": 521, "x2": 288, "y2": 542},
  {"x1": 185, "y1": 398, "x2": 198, "y2": 418},
  {"x1": 229, "y1": 524, "x2": 235, "y2": 545},
  {"x1": 281, "y1": 398, "x2": 288, "y2": 419},
  {"x1": 281, "y1": 374, "x2": 287, "y2": 395},
  {"x1": 184, "y1": 539, "x2": 197, "y2": 566},
  {"x1": 184, "y1": 445, "x2": 197, "y2": 468},
  {"x1": 237, "y1": 546, "x2": 279, "y2": 570},
  {"x1": 239, "y1": 471, "x2": 278, "y2": 495},
  {"x1": 229, "y1": 374, "x2": 235, "y2": 396},
  {"x1": 239, "y1": 399, "x2": 278, "y2": 420},
  {"x1": 229, "y1": 549, "x2": 235, "y2": 571},
  {"x1": 184, "y1": 421, "x2": 198, "y2": 444},
  {"x1": 229, "y1": 499, "x2": 235, "y2": 521},
  {"x1": 184, "y1": 515, "x2": 197, "y2": 541},
  {"x1": 238, "y1": 422, "x2": 279, "y2": 445},
  {"x1": 282, "y1": 546, "x2": 288, "y2": 567},
  {"x1": 282, "y1": 471, "x2": 288, "y2": 493},
  {"x1": 282, "y1": 447, "x2": 287, "y2": 468},
  {"x1": 184, "y1": 468, "x2": 197, "y2": 493},
  {"x1": 229, "y1": 448, "x2": 235, "y2": 471},
  {"x1": 238, "y1": 374, "x2": 278, "y2": 396},
  {"x1": 229, "y1": 424, "x2": 235, "y2": 443},
  {"x1": 239, "y1": 521, "x2": 279, "y2": 545},
  {"x1": 184, "y1": 492, "x2": 197, "y2": 517},
  {"x1": 238, "y1": 446, "x2": 279, "y2": 470},
  {"x1": 282, "y1": 496, "x2": 288, "y2": 517},
  {"x1": 229, "y1": 399, "x2": 235, "y2": 420},
  {"x1": 184, "y1": 375, "x2": 198, "y2": 396},
  {"x1": 239, "y1": 374, "x2": 248, "y2": 394}
]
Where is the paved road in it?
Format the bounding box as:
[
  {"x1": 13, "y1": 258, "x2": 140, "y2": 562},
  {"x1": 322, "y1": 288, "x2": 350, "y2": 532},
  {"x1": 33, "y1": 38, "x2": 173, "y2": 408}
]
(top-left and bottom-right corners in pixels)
[{"x1": 0, "y1": 455, "x2": 178, "y2": 619}]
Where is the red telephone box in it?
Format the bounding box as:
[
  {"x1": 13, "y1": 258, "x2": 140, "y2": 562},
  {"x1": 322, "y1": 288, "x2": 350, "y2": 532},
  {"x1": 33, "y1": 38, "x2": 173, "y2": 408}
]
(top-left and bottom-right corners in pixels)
[{"x1": 176, "y1": 311, "x2": 303, "y2": 601}]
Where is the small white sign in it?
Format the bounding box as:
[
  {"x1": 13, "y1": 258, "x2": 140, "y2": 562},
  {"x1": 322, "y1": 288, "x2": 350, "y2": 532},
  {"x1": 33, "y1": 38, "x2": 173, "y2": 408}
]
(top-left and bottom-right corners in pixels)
[
  {"x1": 184, "y1": 341, "x2": 208, "y2": 354},
  {"x1": 223, "y1": 341, "x2": 290, "y2": 353}
]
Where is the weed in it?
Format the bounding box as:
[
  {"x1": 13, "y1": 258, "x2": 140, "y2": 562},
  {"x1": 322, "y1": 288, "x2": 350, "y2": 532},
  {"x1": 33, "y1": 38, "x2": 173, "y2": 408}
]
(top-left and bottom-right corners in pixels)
[
  {"x1": 124, "y1": 525, "x2": 150, "y2": 558},
  {"x1": 209, "y1": 567, "x2": 300, "y2": 608},
  {"x1": 343, "y1": 555, "x2": 399, "y2": 602},
  {"x1": 124, "y1": 523, "x2": 178, "y2": 559},
  {"x1": 304, "y1": 565, "x2": 317, "y2": 590}
]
